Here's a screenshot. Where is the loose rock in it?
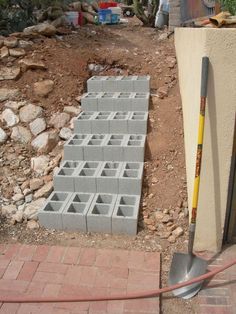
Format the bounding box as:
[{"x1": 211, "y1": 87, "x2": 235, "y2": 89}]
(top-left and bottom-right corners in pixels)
[
  {"x1": 31, "y1": 155, "x2": 50, "y2": 174},
  {"x1": 18, "y1": 40, "x2": 33, "y2": 49},
  {"x1": 0, "y1": 127, "x2": 7, "y2": 144},
  {"x1": 30, "y1": 178, "x2": 44, "y2": 190},
  {"x1": 31, "y1": 131, "x2": 59, "y2": 153},
  {"x1": 18, "y1": 58, "x2": 47, "y2": 72},
  {"x1": 24, "y1": 23, "x2": 57, "y2": 37},
  {"x1": 64, "y1": 106, "x2": 81, "y2": 116},
  {"x1": 0, "y1": 66, "x2": 21, "y2": 81},
  {"x1": 34, "y1": 181, "x2": 53, "y2": 199},
  {"x1": 9, "y1": 48, "x2": 26, "y2": 57},
  {"x1": 34, "y1": 80, "x2": 54, "y2": 97},
  {"x1": 49, "y1": 112, "x2": 70, "y2": 129},
  {"x1": 1, "y1": 108, "x2": 19, "y2": 127},
  {"x1": 27, "y1": 220, "x2": 40, "y2": 229},
  {"x1": 1, "y1": 204, "x2": 17, "y2": 217},
  {"x1": 0, "y1": 46, "x2": 9, "y2": 58},
  {"x1": 11, "y1": 126, "x2": 32, "y2": 143},
  {"x1": 4, "y1": 100, "x2": 26, "y2": 111},
  {"x1": 0, "y1": 88, "x2": 19, "y2": 102},
  {"x1": 24, "y1": 198, "x2": 46, "y2": 220},
  {"x1": 4, "y1": 37, "x2": 18, "y2": 48},
  {"x1": 29, "y1": 118, "x2": 47, "y2": 136},
  {"x1": 19, "y1": 104, "x2": 42, "y2": 123},
  {"x1": 172, "y1": 226, "x2": 184, "y2": 238},
  {"x1": 11, "y1": 210, "x2": 24, "y2": 224},
  {"x1": 157, "y1": 86, "x2": 169, "y2": 99},
  {"x1": 59, "y1": 127, "x2": 72, "y2": 140}
]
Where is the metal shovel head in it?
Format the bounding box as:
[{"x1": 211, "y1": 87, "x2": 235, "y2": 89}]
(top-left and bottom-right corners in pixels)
[{"x1": 168, "y1": 252, "x2": 208, "y2": 299}]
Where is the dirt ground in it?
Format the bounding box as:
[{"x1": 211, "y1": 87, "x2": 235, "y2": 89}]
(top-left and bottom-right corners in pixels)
[{"x1": 0, "y1": 18, "x2": 199, "y2": 313}]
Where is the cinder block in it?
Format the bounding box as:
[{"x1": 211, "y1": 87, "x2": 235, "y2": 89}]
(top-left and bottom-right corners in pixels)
[
  {"x1": 103, "y1": 134, "x2": 126, "y2": 161},
  {"x1": 133, "y1": 76, "x2": 150, "y2": 92},
  {"x1": 128, "y1": 112, "x2": 148, "y2": 134},
  {"x1": 63, "y1": 134, "x2": 88, "y2": 160},
  {"x1": 102, "y1": 77, "x2": 119, "y2": 92},
  {"x1": 87, "y1": 76, "x2": 108, "y2": 92},
  {"x1": 112, "y1": 194, "x2": 141, "y2": 235},
  {"x1": 74, "y1": 161, "x2": 102, "y2": 192},
  {"x1": 109, "y1": 112, "x2": 131, "y2": 134},
  {"x1": 38, "y1": 191, "x2": 72, "y2": 230},
  {"x1": 92, "y1": 112, "x2": 112, "y2": 134},
  {"x1": 62, "y1": 192, "x2": 95, "y2": 232},
  {"x1": 118, "y1": 76, "x2": 136, "y2": 92},
  {"x1": 81, "y1": 92, "x2": 100, "y2": 111},
  {"x1": 97, "y1": 92, "x2": 116, "y2": 111},
  {"x1": 118, "y1": 162, "x2": 144, "y2": 195},
  {"x1": 123, "y1": 135, "x2": 146, "y2": 162},
  {"x1": 83, "y1": 134, "x2": 108, "y2": 161},
  {"x1": 53, "y1": 162, "x2": 80, "y2": 192},
  {"x1": 96, "y1": 161, "x2": 123, "y2": 193},
  {"x1": 131, "y1": 93, "x2": 150, "y2": 112},
  {"x1": 87, "y1": 193, "x2": 117, "y2": 233},
  {"x1": 74, "y1": 112, "x2": 96, "y2": 134},
  {"x1": 113, "y1": 93, "x2": 132, "y2": 111}
]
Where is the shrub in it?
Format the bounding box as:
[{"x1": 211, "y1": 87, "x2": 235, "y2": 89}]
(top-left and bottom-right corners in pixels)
[{"x1": 220, "y1": 0, "x2": 236, "y2": 15}]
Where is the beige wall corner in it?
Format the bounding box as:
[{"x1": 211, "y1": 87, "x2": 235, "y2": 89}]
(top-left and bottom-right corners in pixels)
[{"x1": 175, "y1": 28, "x2": 236, "y2": 252}]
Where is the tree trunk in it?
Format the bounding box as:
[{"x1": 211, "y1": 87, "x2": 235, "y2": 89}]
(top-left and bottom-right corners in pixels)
[{"x1": 133, "y1": 0, "x2": 160, "y2": 27}]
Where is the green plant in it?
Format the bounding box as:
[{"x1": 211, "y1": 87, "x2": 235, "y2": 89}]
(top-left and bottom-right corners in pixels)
[{"x1": 220, "y1": 0, "x2": 236, "y2": 15}]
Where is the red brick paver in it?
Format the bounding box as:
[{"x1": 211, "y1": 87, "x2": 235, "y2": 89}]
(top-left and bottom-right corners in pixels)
[
  {"x1": 197, "y1": 245, "x2": 236, "y2": 314},
  {"x1": 0, "y1": 244, "x2": 160, "y2": 314}
]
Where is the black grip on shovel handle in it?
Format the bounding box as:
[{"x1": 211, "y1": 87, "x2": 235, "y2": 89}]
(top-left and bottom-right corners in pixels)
[{"x1": 201, "y1": 57, "x2": 209, "y2": 98}]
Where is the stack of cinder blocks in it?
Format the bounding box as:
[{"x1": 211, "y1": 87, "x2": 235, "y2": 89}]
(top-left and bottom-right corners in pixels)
[{"x1": 38, "y1": 75, "x2": 150, "y2": 235}]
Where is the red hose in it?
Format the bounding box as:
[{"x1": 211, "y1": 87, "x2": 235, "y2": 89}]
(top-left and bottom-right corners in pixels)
[{"x1": 1, "y1": 259, "x2": 235, "y2": 303}]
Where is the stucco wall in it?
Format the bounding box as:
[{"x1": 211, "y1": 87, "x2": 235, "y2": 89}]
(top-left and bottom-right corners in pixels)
[{"x1": 175, "y1": 28, "x2": 236, "y2": 252}]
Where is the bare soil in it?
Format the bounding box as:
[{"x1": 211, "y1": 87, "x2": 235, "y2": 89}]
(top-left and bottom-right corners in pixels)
[{"x1": 0, "y1": 18, "x2": 199, "y2": 313}]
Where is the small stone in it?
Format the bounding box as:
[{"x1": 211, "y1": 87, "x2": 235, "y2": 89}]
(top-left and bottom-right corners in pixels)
[
  {"x1": 0, "y1": 88, "x2": 19, "y2": 102},
  {"x1": 29, "y1": 118, "x2": 46, "y2": 136},
  {"x1": 12, "y1": 193, "x2": 24, "y2": 202},
  {"x1": 25, "y1": 194, "x2": 33, "y2": 203},
  {"x1": 31, "y1": 131, "x2": 59, "y2": 153},
  {"x1": 1, "y1": 204, "x2": 17, "y2": 217},
  {"x1": 160, "y1": 231, "x2": 171, "y2": 239},
  {"x1": 34, "y1": 80, "x2": 54, "y2": 97},
  {"x1": 147, "y1": 225, "x2": 156, "y2": 231},
  {"x1": 4, "y1": 37, "x2": 18, "y2": 48},
  {"x1": 144, "y1": 218, "x2": 155, "y2": 225},
  {"x1": 19, "y1": 103, "x2": 43, "y2": 123},
  {"x1": 167, "y1": 224, "x2": 178, "y2": 232},
  {"x1": 0, "y1": 66, "x2": 21, "y2": 81},
  {"x1": 29, "y1": 178, "x2": 44, "y2": 190},
  {"x1": 172, "y1": 227, "x2": 184, "y2": 238},
  {"x1": 18, "y1": 58, "x2": 47, "y2": 72},
  {"x1": 11, "y1": 210, "x2": 23, "y2": 224},
  {"x1": 59, "y1": 127, "x2": 72, "y2": 140},
  {"x1": 11, "y1": 126, "x2": 32, "y2": 143},
  {"x1": 21, "y1": 180, "x2": 29, "y2": 190},
  {"x1": 24, "y1": 23, "x2": 57, "y2": 37},
  {"x1": 163, "y1": 208, "x2": 169, "y2": 214},
  {"x1": 9, "y1": 48, "x2": 26, "y2": 57},
  {"x1": 0, "y1": 127, "x2": 7, "y2": 144},
  {"x1": 0, "y1": 46, "x2": 9, "y2": 58},
  {"x1": 157, "y1": 86, "x2": 169, "y2": 99},
  {"x1": 161, "y1": 214, "x2": 173, "y2": 223},
  {"x1": 4, "y1": 100, "x2": 26, "y2": 111},
  {"x1": 152, "y1": 177, "x2": 158, "y2": 184},
  {"x1": 31, "y1": 155, "x2": 50, "y2": 174},
  {"x1": 27, "y1": 220, "x2": 40, "y2": 229},
  {"x1": 24, "y1": 198, "x2": 46, "y2": 220},
  {"x1": 63, "y1": 106, "x2": 81, "y2": 116},
  {"x1": 69, "y1": 116, "x2": 77, "y2": 129},
  {"x1": 184, "y1": 207, "x2": 189, "y2": 217},
  {"x1": 148, "y1": 193, "x2": 154, "y2": 199},
  {"x1": 168, "y1": 235, "x2": 176, "y2": 243},
  {"x1": 166, "y1": 56, "x2": 176, "y2": 68},
  {"x1": 49, "y1": 112, "x2": 70, "y2": 129},
  {"x1": 18, "y1": 40, "x2": 33, "y2": 49},
  {"x1": 1, "y1": 108, "x2": 19, "y2": 127},
  {"x1": 167, "y1": 164, "x2": 173, "y2": 171},
  {"x1": 23, "y1": 188, "x2": 31, "y2": 196},
  {"x1": 154, "y1": 212, "x2": 164, "y2": 221},
  {"x1": 34, "y1": 181, "x2": 53, "y2": 199}
]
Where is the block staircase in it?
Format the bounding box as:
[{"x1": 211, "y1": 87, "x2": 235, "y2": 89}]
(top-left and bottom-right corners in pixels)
[{"x1": 38, "y1": 75, "x2": 150, "y2": 235}]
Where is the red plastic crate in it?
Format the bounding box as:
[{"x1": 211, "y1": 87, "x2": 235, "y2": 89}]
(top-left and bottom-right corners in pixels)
[{"x1": 99, "y1": 2, "x2": 117, "y2": 9}]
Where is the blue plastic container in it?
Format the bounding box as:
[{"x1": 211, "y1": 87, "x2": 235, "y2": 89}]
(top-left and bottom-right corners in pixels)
[
  {"x1": 98, "y1": 9, "x2": 112, "y2": 24},
  {"x1": 111, "y1": 13, "x2": 119, "y2": 24}
]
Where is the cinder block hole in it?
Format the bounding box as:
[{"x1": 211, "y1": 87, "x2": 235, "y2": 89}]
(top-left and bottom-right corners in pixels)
[
  {"x1": 77, "y1": 115, "x2": 91, "y2": 120},
  {"x1": 58, "y1": 169, "x2": 74, "y2": 176},
  {"x1": 108, "y1": 140, "x2": 122, "y2": 146},
  {"x1": 114, "y1": 116, "x2": 126, "y2": 120},
  {"x1": 88, "y1": 140, "x2": 102, "y2": 146},
  {"x1": 121, "y1": 77, "x2": 133, "y2": 81},
  {"x1": 51, "y1": 193, "x2": 68, "y2": 202},
  {"x1": 91, "y1": 135, "x2": 105, "y2": 140},
  {"x1": 68, "y1": 140, "x2": 83, "y2": 146},
  {"x1": 137, "y1": 76, "x2": 149, "y2": 80},
  {"x1": 125, "y1": 163, "x2": 140, "y2": 170},
  {"x1": 63, "y1": 161, "x2": 80, "y2": 168},
  {"x1": 110, "y1": 135, "x2": 124, "y2": 140},
  {"x1": 131, "y1": 116, "x2": 144, "y2": 120},
  {"x1": 73, "y1": 194, "x2": 91, "y2": 202},
  {"x1": 104, "y1": 162, "x2": 119, "y2": 169},
  {"x1": 90, "y1": 76, "x2": 100, "y2": 80},
  {"x1": 83, "y1": 162, "x2": 99, "y2": 169},
  {"x1": 129, "y1": 135, "x2": 143, "y2": 140},
  {"x1": 43, "y1": 202, "x2": 62, "y2": 212},
  {"x1": 95, "y1": 116, "x2": 109, "y2": 120},
  {"x1": 117, "y1": 206, "x2": 134, "y2": 217},
  {"x1": 134, "y1": 94, "x2": 147, "y2": 98},
  {"x1": 106, "y1": 77, "x2": 115, "y2": 81},
  {"x1": 119, "y1": 196, "x2": 136, "y2": 206},
  {"x1": 87, "y1": 92, "x2": 99, "y2": 97},
  {"x1": 92, "y1": 204, "x2": 110, "y2": 215},
  {"x1": 127, "y1": 140, "x2": 141, "y2": 146},
  {"x1": 119, "y1": 93, "x2": 131, "y2": 97},
  {"x1": 123, "y1": 170, "x2": 138, "y2": 178},
  {"x1": 79, "y1": 169, "x2": 95, "y2": 176},
  {"x1": 73, "y1": 134, "x2": 87, "y2": 139},
  {"x1": 67, "y1": 203, "x2": 86, "y2": 214},
  {"x1": 101, "y1": 170, "x2": 116, "y2": 177},
  {"x1": 102, "y1": 93, "x2": 113, "y2": 98},
  {"x1": 96, "y1": 194, "x2": 113, "y2": 204}
]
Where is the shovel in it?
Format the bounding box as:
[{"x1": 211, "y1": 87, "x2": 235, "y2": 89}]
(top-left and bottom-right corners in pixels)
[{"x1": 168, "y1": 56, "x2": 209, "y2": 299}]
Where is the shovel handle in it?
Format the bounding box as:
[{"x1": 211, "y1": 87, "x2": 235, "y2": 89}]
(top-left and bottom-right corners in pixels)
[{"x1": 191, "y1": 57, "x2": 209, "y2": 225}]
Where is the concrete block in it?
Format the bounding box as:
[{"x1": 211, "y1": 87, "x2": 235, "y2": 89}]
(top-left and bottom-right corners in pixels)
[
  {"x1": 112, "y1": 194, "x2": 141, "y2": 235},
  {"x1": 38, "y1": 191, "x2": 72, "y2": 230},
  {"x1": 87, "y1": 76, "x2": 108, "y2": 92},
  {"x1": 118, "y1": 76, "x2": 136, "y2": 92},
  {"x1": 131, "y1": 93, "x2": 150, "y2": 112},
  {"x1": 92, "y1": 112, "x2": 112, "y2": 134},
  {"x1": 103, "y1": 134, "x2": 126, "y2": 161},
  {"x1": 62, "y1": 192, "x2": 95, "y2": 232},
  {"x1": 63, "y1": 134, "x2": 88, "y2": 160},
  {"x1": 97, "y1": 92, "x2": 116, "y2": 111},
  {"x1": 96, "y1": 161, "x2": 123, "y2": 193},
  {"x1": 74, "y1": 161, "x2": 102, "y2": 192},
  {"x1": 87, "y1": 193, "x2": 117, "y2": 233},
  {"x1": 83, "y1": 134, "x2": 108, "y2": 161},
  {"x1": 102, "y1": 76, "x2": 120, "y2": 92},
  {"x1": 128, "y1": 112, "x2": 148, "y2": 134},
  {"x1": 123, "y1": 134, "x2": 146, "y2": 162},
  {"x1": 113, "y1": 92, "x2": 132, "y2": 111},
  {"x1": 133, "y1": 75, "x2": 150, "y2": 92},
  {"x1": 119, "y1": 162, "x2": 144, "y2": 195},
  {"x1": 109, "y1": 112, "x2": 131, "y2": 134},
  {"x1": 74, "y1": 112, "x2": 96, "y2": 134},
  {"x1": 81, "y1": 92, "x2": 100, "y2": 111},
  {"x1": 53, "y1": 161, "x2": 82, "y2": 191}
]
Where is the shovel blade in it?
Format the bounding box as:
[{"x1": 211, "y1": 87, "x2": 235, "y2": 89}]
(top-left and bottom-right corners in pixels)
[{"x1": 168, "y1": 252, "x2": 208, "y2": 299}]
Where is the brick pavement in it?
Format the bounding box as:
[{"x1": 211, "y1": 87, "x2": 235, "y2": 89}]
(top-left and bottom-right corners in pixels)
[{"x1": 0, "y1": 244, "x2": 160, "y2": 314}]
